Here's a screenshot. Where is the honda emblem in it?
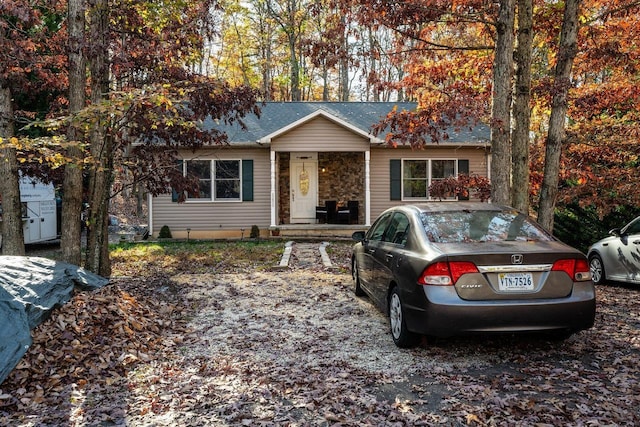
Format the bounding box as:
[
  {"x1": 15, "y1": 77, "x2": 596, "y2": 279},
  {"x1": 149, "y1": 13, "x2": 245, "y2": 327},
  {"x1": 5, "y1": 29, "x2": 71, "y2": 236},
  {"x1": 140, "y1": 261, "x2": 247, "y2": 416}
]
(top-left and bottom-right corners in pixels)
[{"x1": 511, "y1": 254, "x2": 523, "y2": 264}]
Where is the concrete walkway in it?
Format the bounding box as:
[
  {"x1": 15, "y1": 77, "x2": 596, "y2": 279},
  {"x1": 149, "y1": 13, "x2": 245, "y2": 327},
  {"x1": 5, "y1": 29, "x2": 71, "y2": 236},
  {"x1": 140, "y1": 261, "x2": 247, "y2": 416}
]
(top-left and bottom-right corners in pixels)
[{"x1": 276, "y1": 241, "x2": 333, "y2": 269}]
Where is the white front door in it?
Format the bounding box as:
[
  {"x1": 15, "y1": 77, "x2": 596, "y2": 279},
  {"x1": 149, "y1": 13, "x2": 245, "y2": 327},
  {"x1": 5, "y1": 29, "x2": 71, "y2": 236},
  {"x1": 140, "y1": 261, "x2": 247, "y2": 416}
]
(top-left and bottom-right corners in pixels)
[{"x1": 290, "y1": 155, "x2": 318, "y2": 223}]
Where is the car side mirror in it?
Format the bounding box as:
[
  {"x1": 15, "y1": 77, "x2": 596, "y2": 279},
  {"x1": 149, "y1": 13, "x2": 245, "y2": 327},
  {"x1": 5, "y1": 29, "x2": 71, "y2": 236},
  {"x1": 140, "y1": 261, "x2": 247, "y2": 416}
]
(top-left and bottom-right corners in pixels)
[{"x1": 352, "y1": 231, "x2": 366, "y2": 242}]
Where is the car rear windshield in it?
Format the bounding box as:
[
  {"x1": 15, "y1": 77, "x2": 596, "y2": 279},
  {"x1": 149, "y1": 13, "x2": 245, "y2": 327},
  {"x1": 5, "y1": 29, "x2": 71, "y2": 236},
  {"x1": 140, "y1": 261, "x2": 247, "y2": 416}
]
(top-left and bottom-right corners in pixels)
[{"x1": 420, "y1": 210, "x2": 553, "y2": 243}]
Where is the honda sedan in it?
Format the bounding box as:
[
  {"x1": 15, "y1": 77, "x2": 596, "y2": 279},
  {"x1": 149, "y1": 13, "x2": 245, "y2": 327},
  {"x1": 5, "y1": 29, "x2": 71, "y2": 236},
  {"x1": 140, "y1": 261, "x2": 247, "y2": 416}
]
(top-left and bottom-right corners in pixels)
[
  {"x1": 351, "y1": 203, "x2": 596, "y2": 347},
  {"x1": 588, "y1": 216, "x2": 640, "y2": 285}
]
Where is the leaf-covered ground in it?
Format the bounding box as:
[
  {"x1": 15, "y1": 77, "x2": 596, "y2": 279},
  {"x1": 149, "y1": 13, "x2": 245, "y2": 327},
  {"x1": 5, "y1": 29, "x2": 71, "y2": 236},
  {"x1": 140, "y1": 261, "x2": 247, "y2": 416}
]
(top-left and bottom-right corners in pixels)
[{"x1": 1, "y1": 240, "x2": 639, "y2": 426}]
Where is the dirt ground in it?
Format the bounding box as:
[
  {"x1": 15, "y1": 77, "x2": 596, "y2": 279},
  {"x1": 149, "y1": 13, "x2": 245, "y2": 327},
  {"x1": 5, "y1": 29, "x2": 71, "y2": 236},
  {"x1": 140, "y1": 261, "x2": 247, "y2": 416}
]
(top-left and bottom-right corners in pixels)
[{"x1": 1, "y1": 240, "x2": 639, "y2": 426}]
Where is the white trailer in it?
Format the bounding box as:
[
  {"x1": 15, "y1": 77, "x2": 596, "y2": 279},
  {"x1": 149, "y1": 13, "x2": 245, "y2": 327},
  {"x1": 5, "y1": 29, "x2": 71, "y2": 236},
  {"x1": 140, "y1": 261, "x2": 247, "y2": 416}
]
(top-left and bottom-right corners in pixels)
[
  {"x1": 0, "y1": 177, "x2": 58, "y2": 246},
  {"x1": 19, "y1": 177, "x2": 58, "y2": 244}
]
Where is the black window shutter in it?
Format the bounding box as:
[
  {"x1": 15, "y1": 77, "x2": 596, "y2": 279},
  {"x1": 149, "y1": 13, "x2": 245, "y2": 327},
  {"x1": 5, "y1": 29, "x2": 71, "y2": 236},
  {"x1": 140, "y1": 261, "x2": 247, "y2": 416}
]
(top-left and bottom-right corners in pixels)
[
  {"x1": 242, "y1": 159, "x2": 254, "y2": 201},
  {"x1": 390, "y1": 159, "x2": 401, "y2": 200},
  {"x1": 171, "y1": 159, "x2": 184, "y2": 202},
  {"x1": 458, "y1": 159, "x2": 469, "y2": 200}
]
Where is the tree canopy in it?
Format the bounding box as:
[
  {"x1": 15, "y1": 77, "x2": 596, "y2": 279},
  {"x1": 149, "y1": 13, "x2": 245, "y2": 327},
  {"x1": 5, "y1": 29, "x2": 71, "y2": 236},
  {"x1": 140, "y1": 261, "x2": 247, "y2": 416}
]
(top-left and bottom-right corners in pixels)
[
  {"x1": 0, "y1": 0, "x2": 638, "y2": 266},
  {"x1": 0, "y1": 0, "x2": 260, "y2": 270}
]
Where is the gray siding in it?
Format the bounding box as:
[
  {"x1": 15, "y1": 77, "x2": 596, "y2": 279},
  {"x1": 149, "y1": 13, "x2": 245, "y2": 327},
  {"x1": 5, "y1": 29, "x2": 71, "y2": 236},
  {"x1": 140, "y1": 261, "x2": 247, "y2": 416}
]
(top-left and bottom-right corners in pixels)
[
  {"x1": 151, "y1": 148, "x2": 270, "y2": 236},
  {"x1": 369, "y1": 145, "x2": 490, "y2": 220},
  {"x1": 271, "y1": 116, "x2": 369, "y2": 152}
]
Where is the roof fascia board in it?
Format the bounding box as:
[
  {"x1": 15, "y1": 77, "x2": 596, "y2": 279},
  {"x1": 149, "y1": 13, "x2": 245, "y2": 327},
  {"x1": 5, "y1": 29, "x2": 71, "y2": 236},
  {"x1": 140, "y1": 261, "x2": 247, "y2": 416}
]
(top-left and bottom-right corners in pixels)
[{"x1": 371, "y1": 141, "x2": 491, "y2": 148}]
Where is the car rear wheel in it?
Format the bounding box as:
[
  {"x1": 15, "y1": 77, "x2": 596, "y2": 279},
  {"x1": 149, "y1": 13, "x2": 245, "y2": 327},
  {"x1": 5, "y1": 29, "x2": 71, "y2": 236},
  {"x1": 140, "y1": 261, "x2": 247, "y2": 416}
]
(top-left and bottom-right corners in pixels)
[
  {"x1": 589, "y1": 254, "x2": 605, "y2": 285},
  {"x1": 389, "y1": 287, "x2": 419, "y2": 348},
  {"x1": 352, "y1": 258, "x2": 365, "y2": 296}
]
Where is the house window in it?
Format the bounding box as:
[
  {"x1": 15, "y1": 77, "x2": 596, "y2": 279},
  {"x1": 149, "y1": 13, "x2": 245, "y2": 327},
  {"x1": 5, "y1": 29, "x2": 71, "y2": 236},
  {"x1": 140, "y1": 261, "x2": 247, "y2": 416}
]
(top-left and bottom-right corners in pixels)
[
  {"x1": 214, "y1": 160, "x2": 241, "y2": 200},
  {"x1": 402, "y1": 159, "x2": 456, "y2": 200},
  {"x1": 184, "y1": 159, "x2": 242, "y2": 201},
  {"x1": 186, "y1": 160, "x2": 212, "y2": 200}
]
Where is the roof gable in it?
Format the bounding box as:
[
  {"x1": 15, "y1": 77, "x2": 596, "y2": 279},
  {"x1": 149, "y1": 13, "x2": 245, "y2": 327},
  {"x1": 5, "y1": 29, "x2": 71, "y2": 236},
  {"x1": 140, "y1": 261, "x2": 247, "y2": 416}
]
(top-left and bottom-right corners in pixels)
[{"x1": 257, "y1": 108, "x2": 384, "y2": 143}]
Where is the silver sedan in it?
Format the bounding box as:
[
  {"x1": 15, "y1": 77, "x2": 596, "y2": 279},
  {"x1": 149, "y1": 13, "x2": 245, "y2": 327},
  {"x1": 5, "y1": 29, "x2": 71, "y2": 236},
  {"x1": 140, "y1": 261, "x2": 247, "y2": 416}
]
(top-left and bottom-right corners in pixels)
[{"x1": 588, "y1": 216, "x2": 640, "y2": 285}]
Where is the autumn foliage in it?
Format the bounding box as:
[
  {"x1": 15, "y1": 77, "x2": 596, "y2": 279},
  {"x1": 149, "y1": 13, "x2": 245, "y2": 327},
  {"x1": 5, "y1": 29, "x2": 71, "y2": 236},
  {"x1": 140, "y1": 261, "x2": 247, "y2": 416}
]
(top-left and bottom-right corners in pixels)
[
  {"x1": 352, "y1": 0, "x2": 639, "y2": 217},
  {"x1": 1, "y1": 0, "x2": 639, "y2": 249},
  {"x1": 429, "y1": 174, "x2": 492, "y2": 202},
  {"x1": 537, "y1": 1, "x2": 638, "y2": 217}
]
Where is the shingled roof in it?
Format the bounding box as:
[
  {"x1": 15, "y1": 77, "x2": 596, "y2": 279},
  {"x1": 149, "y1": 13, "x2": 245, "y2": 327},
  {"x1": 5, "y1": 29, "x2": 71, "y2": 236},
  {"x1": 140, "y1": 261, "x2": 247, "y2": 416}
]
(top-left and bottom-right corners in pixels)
[{"x1": 204, "y1": 102, "x2": 490, "y2": 145}]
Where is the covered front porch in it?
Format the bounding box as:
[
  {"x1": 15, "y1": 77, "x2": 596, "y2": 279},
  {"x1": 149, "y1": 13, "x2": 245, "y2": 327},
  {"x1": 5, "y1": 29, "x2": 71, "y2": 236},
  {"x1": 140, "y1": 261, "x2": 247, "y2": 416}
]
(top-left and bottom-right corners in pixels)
[{"x1": 271, "y1": 151, "x2": 371, "y2": 227}]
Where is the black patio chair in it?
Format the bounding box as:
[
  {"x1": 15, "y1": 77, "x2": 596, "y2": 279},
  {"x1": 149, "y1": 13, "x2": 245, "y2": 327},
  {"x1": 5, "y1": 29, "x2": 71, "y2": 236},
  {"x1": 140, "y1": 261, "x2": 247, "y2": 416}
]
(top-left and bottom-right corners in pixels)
[
  {"x1": 337, "y1": 200, "x2": 358, "y2": 224},
  {"x1": 316, "y1": 205, "x2": 328, "y2": 223},
  {"x1": 325, "y1": 200, "x2": 337, "y2": 224}
]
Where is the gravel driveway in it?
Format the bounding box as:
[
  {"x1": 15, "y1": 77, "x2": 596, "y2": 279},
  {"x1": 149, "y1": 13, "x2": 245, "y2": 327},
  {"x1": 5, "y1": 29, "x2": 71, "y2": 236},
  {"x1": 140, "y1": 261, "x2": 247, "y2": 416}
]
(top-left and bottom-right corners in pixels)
[{"x1": 2, "y1": 241, "x2": 639, "y2": 426}]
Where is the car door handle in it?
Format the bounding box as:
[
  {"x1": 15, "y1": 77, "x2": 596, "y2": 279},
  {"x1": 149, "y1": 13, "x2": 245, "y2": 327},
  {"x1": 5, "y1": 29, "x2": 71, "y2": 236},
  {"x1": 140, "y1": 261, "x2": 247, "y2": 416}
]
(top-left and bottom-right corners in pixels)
[
  {"x1": 386, "y1": 253, "x2": 394, "y2": 260},
  {"x1": 368, "y1": 248, "x2": 376, "y2": 254},
  {"x1": 633, "y1": 240, "x2": 640, "y2": 245}
]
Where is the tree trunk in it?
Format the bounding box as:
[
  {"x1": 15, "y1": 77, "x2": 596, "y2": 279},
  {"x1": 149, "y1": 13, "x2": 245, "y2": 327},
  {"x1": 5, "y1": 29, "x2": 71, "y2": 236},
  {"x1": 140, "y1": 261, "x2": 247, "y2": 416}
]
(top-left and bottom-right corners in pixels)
[
  {"x1": 490, "y1": 0, "x2": 515, "y2": 205},
  {"x1": 289, "y1": 36, "x2": 301, "y2": 101},
  {"x1": 263, "y1": 41, "x2": 272, "y2": 101},
  {"x1": 0, "y1": 82, "x2": 25, "y2": 255},
  {"x1": 61, "y1": 0, "x2": 86, "y2": 266},
  {"x1": 511, "y1": 0, "x2": 533, "y2": 212},
  {"x1": 369, "y1": 29, "x2": 379, "y2": 102},
  {"x1": 322, "y1": 67, "x2": 329, "y2": 101},
  {"x1": 259, "y1": 9, "x2": 273, "y2": 102},
  {"x1": 339, "y1": 19, "x2": 349, "y2": 102},
  {"x1": 537, "y1": 0, "x2": 580, "y2": 231},
  {"x1": 85, "y1": 0, "x2": 112, "y2": 277}
]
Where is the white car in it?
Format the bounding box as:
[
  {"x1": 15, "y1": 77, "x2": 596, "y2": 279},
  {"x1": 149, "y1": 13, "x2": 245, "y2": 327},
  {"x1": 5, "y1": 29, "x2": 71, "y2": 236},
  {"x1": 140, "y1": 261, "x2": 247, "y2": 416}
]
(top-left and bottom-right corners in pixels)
[{"x1": 588, "y1": 216, "x2": 640, "y2": 285}]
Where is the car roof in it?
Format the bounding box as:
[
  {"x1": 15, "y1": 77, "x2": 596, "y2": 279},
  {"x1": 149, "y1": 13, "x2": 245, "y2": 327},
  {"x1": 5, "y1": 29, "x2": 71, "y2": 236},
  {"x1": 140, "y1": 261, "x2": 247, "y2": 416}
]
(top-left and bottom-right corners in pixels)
[{"x1": 398, "y1": 202, "x2": 513, "y2": 214}]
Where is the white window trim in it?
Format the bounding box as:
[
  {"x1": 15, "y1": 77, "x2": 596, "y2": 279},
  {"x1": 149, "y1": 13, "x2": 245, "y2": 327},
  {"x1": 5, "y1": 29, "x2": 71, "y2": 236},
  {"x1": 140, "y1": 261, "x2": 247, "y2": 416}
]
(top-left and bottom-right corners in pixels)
[
  {"x1": 183, "y1": 159, "x2": 243, "y2": 203},
  {"x1": 401, "y1": 158, "x2": 458, "y2": 201}
]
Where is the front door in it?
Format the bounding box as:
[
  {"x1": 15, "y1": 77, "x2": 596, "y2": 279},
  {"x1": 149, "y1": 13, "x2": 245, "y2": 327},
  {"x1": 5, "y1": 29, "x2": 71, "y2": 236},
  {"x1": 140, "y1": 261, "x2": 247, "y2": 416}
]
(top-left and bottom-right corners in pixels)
[{"x1": 290, "y1": 154, "x2": 318, "y2": 223}]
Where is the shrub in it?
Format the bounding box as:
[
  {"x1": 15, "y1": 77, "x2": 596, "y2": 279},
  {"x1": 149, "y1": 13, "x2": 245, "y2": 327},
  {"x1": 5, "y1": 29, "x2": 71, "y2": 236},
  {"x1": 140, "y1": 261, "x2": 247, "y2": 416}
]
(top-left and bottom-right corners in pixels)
[
  {"x1": 250, "y1": 225, "x2": 260, "y2": 239},
  {"x1": 158, "y1": 225, "x2": 172, "y2": 239}
]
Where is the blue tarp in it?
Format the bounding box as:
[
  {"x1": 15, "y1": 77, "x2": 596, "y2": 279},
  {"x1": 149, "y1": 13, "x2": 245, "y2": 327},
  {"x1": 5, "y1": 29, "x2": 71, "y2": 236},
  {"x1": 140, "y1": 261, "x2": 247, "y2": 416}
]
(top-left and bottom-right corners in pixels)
[{"x1": 0, "y1": 256, "x2": 108, "y2": 384}]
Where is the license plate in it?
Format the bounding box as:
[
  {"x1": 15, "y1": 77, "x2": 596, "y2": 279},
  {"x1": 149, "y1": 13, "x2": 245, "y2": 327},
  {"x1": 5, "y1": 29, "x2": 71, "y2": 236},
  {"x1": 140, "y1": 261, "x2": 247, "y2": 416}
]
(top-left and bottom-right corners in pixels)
[{"x1": 498, "y1": 272, "x2": 534, "y2": 291}]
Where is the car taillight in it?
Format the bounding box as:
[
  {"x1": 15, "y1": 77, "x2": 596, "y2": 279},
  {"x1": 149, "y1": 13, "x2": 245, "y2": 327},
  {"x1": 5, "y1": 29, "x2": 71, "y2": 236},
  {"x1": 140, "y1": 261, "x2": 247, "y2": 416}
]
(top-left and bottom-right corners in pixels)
[
  {"x1": 419, "y1": 261, "x2": 479, "y2": 286},
  {"x1": 552, "y1": 258, "x2": 592, "y2": 282}
]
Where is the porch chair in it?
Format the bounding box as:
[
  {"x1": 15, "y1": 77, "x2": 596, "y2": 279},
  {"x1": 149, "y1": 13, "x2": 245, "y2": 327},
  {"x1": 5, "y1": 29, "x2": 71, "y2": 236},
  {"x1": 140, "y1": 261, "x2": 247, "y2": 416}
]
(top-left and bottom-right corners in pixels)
[
  {"x1": 325, "y1": 200, "x2": 337, "y2": 224},
  {"x1": 337, "y1": 200, "x2": 359, "y2": 224},
  {"x1": 315, "y1": 205, "x2": 328, "y2": 223}
]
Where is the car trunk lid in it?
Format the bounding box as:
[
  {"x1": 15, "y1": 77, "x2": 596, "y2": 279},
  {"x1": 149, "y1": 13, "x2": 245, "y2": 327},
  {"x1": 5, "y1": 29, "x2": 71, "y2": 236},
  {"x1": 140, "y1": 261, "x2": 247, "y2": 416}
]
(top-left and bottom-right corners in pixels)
[{"x1": 434, "y1": 241, "x2": 585, "y2": 300}]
